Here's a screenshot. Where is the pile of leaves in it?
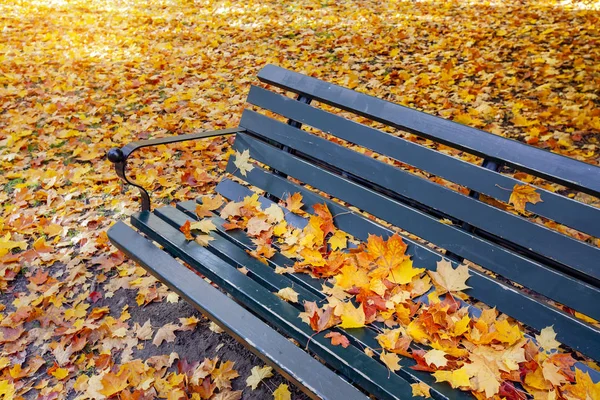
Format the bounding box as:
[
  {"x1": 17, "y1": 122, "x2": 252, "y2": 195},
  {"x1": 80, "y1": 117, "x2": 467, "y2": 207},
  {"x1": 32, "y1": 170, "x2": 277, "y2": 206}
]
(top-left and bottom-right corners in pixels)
[{"x1": 193, "y1": 185, "x2": 599, "y2": 399}]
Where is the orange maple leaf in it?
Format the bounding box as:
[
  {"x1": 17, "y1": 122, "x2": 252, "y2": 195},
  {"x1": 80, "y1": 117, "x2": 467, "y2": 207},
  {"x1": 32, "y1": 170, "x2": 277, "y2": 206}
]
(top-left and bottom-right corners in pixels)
[
  {"x1": 324, "y1": 331, "x2": 350, "y2": 348},
  {"x1": 508, "y1": 184, "x2": 543, "y2": 213},
  {"x1": 284, "y1": 192, "x2": 304, "y2": 213}
]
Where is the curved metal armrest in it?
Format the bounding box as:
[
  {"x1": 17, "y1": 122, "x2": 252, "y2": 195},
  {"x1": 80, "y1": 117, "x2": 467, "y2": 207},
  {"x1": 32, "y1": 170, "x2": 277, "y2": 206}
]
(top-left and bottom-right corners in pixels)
[{"x1": 107, "y1": 127, "x2": 244, "y2": 211}]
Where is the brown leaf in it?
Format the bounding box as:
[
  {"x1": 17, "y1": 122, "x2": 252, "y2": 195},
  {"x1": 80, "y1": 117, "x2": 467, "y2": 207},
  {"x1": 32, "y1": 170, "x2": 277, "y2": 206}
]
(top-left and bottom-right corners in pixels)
[{"x1": 324, "y1": 331, "x2": 350, "y2": 348}]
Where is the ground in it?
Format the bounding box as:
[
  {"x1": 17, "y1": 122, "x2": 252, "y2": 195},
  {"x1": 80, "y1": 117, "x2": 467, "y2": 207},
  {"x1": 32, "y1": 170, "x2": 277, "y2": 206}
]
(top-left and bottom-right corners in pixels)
[{"x1": 0, "y1": 0, "x2": 599, "y2": 399}]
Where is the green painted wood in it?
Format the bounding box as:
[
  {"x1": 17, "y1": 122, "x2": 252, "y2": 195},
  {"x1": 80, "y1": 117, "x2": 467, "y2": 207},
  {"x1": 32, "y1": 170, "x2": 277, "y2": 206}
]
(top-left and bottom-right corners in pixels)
[{"x1": 257, "y1": 64, "x2": 600, "y2": 197}]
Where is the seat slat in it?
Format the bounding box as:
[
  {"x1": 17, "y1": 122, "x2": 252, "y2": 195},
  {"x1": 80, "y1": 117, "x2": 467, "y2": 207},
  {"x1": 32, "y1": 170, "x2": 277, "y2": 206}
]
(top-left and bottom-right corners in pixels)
[
  {"x1": 246, "y1": 85, "x2": 600, "y2": 238},
  {"x1": 257, "y1": 64, "x2": 600, "y2": 197},
  {"x1": 130, "y1": 212, "x2": 421, "y2": 400},
  {"x1": 158, "y1": 204, "x2": 469, "y2": 400},
  {"x1": 211, "y1": 179, "x2": 600, "y2": 380},
  {"x1": 239, "y1": 113, "x2": 600, "y2": 283},
  {"x1": 226, "y1": 137, "x2": 600, "y2": 359},
  {"x1": 107, "y1": 222, "x2": 369, "y2": 400}
]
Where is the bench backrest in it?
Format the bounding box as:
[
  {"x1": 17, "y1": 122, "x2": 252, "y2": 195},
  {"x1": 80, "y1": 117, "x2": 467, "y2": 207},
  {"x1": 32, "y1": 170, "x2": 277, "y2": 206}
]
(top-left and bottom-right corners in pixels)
[{"x1": 224, "y1": 65, "x2": 600, "y2": 361}]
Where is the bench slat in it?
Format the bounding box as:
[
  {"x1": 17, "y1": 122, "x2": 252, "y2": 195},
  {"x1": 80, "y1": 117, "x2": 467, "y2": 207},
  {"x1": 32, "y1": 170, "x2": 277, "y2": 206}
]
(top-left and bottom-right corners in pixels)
[
  {"x1": 246, "y1": 85, "x2": 600, "y2": 238},
  {"x1": 130, "y1": 212, "x2": 421, "y2": 400},
  {"x1": 158, "y1": 203, "x2": 468, "y2": 400},
  {"x1": 257, "y1": 64, "x2": 600, "y2": 198},
  {"x1": 107, "y1": 222, "x2": 368, "y2": 400},
  {"x1": 239, "y1": 113, "x2": 600, "y2": 284},
  {"x1": 226, "y1": 139, "x2": 600, "y2": 360}
]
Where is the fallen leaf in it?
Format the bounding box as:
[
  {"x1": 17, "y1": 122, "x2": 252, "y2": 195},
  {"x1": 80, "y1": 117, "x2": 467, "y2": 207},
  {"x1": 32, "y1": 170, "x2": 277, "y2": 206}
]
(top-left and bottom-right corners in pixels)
[
  {"x1": 337, "y1": 302, "x2": 366, "y2": 329},
  {"x1": 424, "y1": 349, "x2": 448, "y2": 368},
  {"x1": 152, "y1": 323, "x2": 178, "y2": 346},
  {"x1": 536, "y1": 326, "x2": 560, "y2": 352},
  {"x1": 246, "y1": 365, "x2": 273, "y2": 390},
  {"x1": 509, "y1": 184, "x2": 543, "y2": 213},
  {"x1": 428, "y1": 259, "x2": 470, "y2": 293},
  {"x1": 209, "y1": 322, "x2": 224, "y2": 334},
  {"x1": 411, "y1": 382, "x2": 431, "y2": 398},
  {"x1": 273, "y1": 383, "x2": 292, "y2": 400},
  {"x1": 190, "y1": 218, "x2": 217, "y2": 234},
  {"x1": 233, "y1": 149, "x2": 254, "y2": 176},
  {"x1": 284, "y1": 193, "x2": 304, "y2": 213},
  {"x1": 276, "y1": 287, "x2": 299, "y2": 303},
  {"x1": 324, "y1": 332, "x2": 350, "y2": 348},
  {"x1": 432, "y1": 367, "x2": 471, "y2": 389},
  {"x1": 380, "y1": 351, "x2": 401, "y2": 372}
]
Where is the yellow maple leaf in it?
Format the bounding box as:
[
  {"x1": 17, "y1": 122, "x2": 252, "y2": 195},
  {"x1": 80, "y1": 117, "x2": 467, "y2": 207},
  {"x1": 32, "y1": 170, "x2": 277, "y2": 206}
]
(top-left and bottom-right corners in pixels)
[
  {"x1": 525, "y1": 366, "x2": 552, "y2": 391},
  {"x1": 233, "y1": 149, "x2": 254, "y2": 176},
  {"x1": 432, "y1": 367, "x2": 471, "y2": 388},
  {"x1": 99, "y1": 370, "x2": 129, "y2": 397},
  {"x1": 536, "y1": 326, "x2": 560, "y2": 352},
  {"x1": 246, "y1": 365, "x2": 273, "y2": 390},
  {"x1": 388, "y1": 258, "x2": 424, "y2": 285},
  {"x1": 407, "y1": 320, "x2": 430, "y2": 344},
  {"x1": 411, "y1": 382, "x2": 431, "y2": 398},
  {"x1": 334, "y1": 264, "x2": 369, "y2": 290},
  {"x1": 428, "y1": 259, "x2": 470, "y2": 293},
  {"x1": 189, "y1": 218, "x2": 217, "y2": 234},
  {"x1": 275, "y1": 287, "x2": 299, "y2": 303},
  {"x1": 464, "y1": 356, "x2": 501, "y2": 398},
  {"x1": 424, "y1": 349, "x2": 448, "y2": 368},
  {"x1": 493, "y1": 319, "x2": 523, "y2": 345},
  {"x1": 380, "y1": 350, "x2": 401, "y2": 372},
  {"x1": 451, "y1": 315, "x2": 471, "y2": 337},
  {"x1": 328, "y1": 230, "x2": 347, "y2": 251},
  {"x1": 542, "y1": 360, "x2": 567, "y2": 386},
  {"x1": 300, "y1": 248, "x2": 326, "y2": 267},
  {"x1": 337, "y1": 302, "x2": 366, "y2": 329},
  {"x1": 0, "y1": 380, "x2": 16, "y2": 400},
  {"x1": 212, "y1": 360, "x2": 239, "y2": 390},
  {"x1": 264, "y1": 203, "x2": 285, "y2": 224},
  {"x1": 51, "y1": 367, "x2": 69, "y2": 380},
  {"x1": 273, "y1": 383, "x2": 292, "y2": 400},
  {"x1": 509, "y1": 184, "x2": 543, "y2": 213},
  {"x1": 284, "y1": 193, "x2": 304, "y2": 213}
]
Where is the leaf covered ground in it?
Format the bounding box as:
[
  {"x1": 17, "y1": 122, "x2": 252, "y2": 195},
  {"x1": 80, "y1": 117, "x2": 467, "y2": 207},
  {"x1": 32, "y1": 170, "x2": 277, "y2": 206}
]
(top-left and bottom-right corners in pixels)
[{"x1": 0, "y1": 0, "x2": 599, "y2": 399}]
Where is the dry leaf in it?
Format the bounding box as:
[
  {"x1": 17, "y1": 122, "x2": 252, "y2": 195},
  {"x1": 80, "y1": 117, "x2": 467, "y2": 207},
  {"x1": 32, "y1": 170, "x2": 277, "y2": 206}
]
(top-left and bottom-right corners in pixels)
[
  {"x1": 509, "y1": 184, "x2": 543, "y2": 213},
  {"x1": 233, "y1": 149, "x2": 254, "y2": 176},
  {"x1": 324, "y1": 332, "x2": 350, "y2": 348},
  {"x1": 276, "y1": 287, "x2": 299, "y2": 303},
  {"x1": 152, "y1": 323, "x2": 178, "y2": 347},
  {"x1": 428, "y1": 259, "x2": 471, "y2": 293},
  {"x1": 273, "y1": 383, "x2": 292, "y2": 400},
  {"x1": 246, "y1": 365, "x2": 273, "y2": 390},
  {"x1": 411, "y1": 382, "x2": 431, "y2": 398},
  {"x1": 380, "y1": 351, "x2": 401, "y2": 372},
  {"x1": 536, "y1": 326, "x2": 561, "y2": 351}
]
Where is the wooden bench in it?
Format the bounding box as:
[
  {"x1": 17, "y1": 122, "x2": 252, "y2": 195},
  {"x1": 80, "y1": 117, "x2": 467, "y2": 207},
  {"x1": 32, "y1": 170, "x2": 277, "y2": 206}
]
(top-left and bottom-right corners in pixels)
[{"x1": 107, "y1": 65, "x2": 600, "y2": 399}]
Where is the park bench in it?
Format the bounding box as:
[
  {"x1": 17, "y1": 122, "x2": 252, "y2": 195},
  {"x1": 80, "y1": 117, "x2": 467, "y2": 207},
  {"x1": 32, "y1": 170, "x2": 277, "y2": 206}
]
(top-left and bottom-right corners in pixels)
[{"x1": 107, "y1": 65, "x2": 600, "y2": 399}]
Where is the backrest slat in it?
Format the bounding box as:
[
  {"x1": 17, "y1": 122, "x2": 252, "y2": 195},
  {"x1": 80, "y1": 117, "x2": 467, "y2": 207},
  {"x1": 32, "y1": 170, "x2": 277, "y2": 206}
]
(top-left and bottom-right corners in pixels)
[
  {"x1": 222, "y1": 152, "x2": 600, "y2": 361},
  {"x1": 240, "y1": 110, "x2": 600, "y2": 282},
  {"x1": 258, "y1": 64, "x2": 600, "y2": 197},
  {"x1": 247, "y1": 85, "x2": 600, "y2": 238},
  {"x1": 230, "y1": 133, "x2": 600, "y2": 323}
]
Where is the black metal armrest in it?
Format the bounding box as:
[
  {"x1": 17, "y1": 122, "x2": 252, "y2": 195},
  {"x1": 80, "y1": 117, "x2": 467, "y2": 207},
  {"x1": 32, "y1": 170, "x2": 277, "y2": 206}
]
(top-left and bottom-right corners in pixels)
[{"x1": 107, "y1": 127, "x2": 244, "y2": 211}]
